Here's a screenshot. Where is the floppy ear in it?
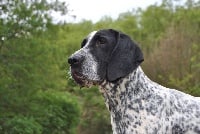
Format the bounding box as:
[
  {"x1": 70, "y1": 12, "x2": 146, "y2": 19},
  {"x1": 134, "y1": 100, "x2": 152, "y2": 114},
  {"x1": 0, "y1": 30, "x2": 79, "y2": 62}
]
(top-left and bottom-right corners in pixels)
[{"x1": 107, "y1": 31, "x2": 144, "y2": 82}]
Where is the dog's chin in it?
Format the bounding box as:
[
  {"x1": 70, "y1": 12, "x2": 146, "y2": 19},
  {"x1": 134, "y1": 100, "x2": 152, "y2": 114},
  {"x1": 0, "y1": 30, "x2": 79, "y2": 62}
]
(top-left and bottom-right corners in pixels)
[{"x1": 71, "y1": 71, "x2": 100, "y2": 88}]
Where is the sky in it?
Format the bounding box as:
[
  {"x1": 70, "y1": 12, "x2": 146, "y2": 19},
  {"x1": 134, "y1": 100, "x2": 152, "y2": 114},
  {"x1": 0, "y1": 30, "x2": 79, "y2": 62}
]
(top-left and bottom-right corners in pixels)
[{"x1": 52, "y1": 0, "x2": 162, "y2": 23}]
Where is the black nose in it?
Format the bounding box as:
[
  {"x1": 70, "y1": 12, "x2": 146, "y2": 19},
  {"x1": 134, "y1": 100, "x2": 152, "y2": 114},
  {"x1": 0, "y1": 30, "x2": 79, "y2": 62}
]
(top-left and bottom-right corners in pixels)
[{"x1": 68, "y1": 55, "x2": 83, "y2": 65}]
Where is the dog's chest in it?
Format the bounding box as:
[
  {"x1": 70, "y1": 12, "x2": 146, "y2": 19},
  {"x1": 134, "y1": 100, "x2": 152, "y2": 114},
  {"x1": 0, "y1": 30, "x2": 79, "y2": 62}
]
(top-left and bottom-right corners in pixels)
[
  {"x1": 99, "y1": 77, "x2": 165, "y2": 134},
  {"x1": 100, "y1": 69, "x2": 170, "y2": 134}
]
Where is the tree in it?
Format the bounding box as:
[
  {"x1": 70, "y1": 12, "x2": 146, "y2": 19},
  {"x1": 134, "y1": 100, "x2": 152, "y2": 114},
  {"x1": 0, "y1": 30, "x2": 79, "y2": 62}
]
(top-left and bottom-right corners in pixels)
[
  {"x1": 0, "y1": 1, "x2": 80, "y2": 133},
  {"x1": 0, "y1": 0, "x2": 69, "y2": 48}
]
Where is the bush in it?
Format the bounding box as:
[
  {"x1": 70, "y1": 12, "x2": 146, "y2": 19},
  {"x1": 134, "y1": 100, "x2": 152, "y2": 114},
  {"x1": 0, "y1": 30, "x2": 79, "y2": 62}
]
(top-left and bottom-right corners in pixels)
[
  {"x1": 0, "y1": 90, "x2": 80, "y2": 134},
  {"x1": 31, "y1": 90, "x2": 80, "y2": 134},
  {"x1": 2, "y1": 116, "x2": 42, "y2": 134}
]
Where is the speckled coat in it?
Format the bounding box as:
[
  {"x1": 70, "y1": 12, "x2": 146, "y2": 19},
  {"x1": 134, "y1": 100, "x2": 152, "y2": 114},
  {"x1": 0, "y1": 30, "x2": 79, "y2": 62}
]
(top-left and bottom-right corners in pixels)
[{"x1": 100, "y1": 66, "x2": 200, "y2": 134}]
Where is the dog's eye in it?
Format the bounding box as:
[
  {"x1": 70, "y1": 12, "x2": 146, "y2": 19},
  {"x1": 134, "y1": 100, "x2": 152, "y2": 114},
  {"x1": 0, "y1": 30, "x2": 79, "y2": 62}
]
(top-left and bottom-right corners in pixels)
[{"x1": 96, "y1": 37, "x2": 106, "y2": 45}]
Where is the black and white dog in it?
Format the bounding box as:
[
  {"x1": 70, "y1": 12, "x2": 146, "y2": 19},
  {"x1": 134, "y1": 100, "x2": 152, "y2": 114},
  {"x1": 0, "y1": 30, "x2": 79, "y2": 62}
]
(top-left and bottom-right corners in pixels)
[{"x1": 68, "y1": 29, "x2": 200, "y2": 134}]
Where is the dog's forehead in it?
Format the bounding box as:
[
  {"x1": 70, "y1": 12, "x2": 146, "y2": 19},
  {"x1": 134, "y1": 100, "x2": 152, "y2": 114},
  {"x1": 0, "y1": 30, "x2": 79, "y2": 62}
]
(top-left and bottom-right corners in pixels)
[
  {"x1": 95, "y1": 29, "x2": 113, "y2": 36},
  {"x1": 83, "y1": 29, "x2": 115, "y2": 47},
  {"x1": 88, "y1": 29, "x2": 113, "y2": 38},
  {"x1": 87, "y1": 31, "x2": 97, "y2": 40},
  {"x1": 82, "y1": 31, "x2": 97, "y2": 47}
]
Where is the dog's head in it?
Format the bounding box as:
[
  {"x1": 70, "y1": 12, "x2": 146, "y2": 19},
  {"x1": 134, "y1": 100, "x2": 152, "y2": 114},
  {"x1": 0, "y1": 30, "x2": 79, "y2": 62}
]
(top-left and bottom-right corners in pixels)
[{"x1": 68, "y1": 29, "x2": 144, "y2": 87}]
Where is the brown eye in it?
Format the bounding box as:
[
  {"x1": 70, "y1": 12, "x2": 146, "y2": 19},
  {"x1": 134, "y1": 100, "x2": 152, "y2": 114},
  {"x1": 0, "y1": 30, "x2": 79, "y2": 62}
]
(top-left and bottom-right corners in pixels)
[{"x1": 97, "y1": 37, "x2": 106, "y2": 45}]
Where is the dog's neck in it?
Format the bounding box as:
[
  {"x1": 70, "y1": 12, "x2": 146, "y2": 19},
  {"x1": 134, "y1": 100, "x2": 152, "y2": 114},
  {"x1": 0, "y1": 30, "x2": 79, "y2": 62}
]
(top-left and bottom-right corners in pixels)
[
  {"x1": 99, "y1": 66, "x2": 159, "y2": 133},
  {"x1": 99, "y1": 66, "x2": 152, "y2": 103}
]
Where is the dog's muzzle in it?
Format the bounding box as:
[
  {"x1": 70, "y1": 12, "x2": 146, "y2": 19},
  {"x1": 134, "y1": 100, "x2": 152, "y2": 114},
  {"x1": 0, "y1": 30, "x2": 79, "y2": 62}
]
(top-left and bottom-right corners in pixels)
[
  {"x1": 68, "y1": 54, "x2": 85, "y2": 85},
  {"x1": 68, "y1": 53, "x2": 101, "y2": 87}
]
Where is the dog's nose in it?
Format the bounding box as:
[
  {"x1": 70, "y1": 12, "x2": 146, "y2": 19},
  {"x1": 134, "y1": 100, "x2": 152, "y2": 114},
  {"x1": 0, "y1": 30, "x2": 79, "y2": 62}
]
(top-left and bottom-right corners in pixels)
[{"x1": 68, "y1": 55, "x2": 83, "y2": 65}]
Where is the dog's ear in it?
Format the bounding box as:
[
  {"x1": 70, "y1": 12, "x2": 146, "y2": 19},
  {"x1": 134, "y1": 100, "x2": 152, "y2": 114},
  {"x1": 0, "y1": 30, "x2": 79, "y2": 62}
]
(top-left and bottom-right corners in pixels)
[{"x1": 107, "y1": 31, "x2": 144, "y2": 82}]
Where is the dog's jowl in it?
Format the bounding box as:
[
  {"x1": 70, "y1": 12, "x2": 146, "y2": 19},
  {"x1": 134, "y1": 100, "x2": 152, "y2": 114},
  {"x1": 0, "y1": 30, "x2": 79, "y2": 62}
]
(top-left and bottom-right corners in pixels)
[{"x1": 68, "y1": 29, "x2": 200, "y2": 134}]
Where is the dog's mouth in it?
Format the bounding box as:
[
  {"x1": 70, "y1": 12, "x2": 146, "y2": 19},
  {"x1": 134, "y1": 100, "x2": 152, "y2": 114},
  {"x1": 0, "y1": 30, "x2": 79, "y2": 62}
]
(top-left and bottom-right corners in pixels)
[
  {"x1": 71, "y1": 70, "x2": 86, "y2": 86},
  {"x1": 71, "y1": 69, "x2": 100, "y2": 87}
]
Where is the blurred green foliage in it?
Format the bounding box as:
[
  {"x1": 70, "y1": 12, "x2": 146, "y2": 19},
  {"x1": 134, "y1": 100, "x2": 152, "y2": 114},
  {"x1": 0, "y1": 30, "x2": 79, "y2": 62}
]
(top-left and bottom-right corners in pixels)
[
  {"x1": 3, "y1": 116, "x2": 42, "y2": 134},
  {"x1": 0, "y1": 0, "x2": 200, "y2": 134}
]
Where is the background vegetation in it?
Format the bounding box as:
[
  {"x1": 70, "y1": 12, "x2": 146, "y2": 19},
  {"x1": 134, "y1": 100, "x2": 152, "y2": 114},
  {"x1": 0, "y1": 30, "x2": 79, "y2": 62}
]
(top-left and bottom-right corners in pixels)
[{"x1": 0, "y1": 0, "x2": 199, "y2": 133}]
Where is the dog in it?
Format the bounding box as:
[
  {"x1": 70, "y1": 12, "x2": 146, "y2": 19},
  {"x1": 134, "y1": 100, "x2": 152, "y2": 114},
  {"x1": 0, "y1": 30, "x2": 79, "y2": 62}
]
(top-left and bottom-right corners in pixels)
[{"x1": 68, "y1": 29, "x2": 200, "y2": 134}]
